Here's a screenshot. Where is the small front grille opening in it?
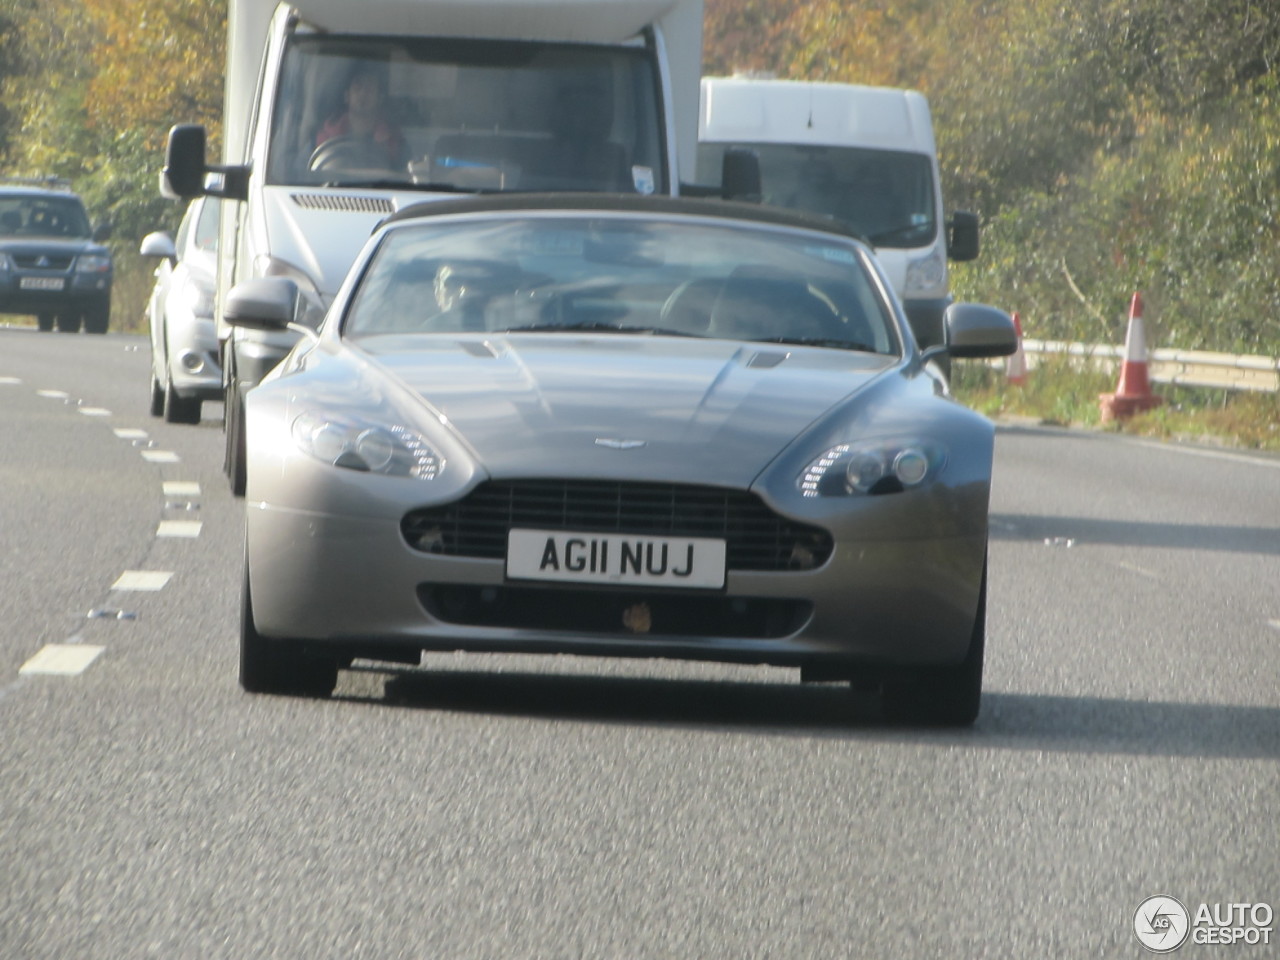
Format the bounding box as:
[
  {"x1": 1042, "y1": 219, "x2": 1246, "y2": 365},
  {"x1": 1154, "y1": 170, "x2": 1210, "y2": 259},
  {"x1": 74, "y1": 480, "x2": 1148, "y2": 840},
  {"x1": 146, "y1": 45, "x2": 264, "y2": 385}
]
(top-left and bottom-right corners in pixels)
[
  {"x1": 420, "y1": 584, "x2": 811, "y2": 639},
  {"x1": 402, "y1": 479, "x2": 833, "y2": 573}
]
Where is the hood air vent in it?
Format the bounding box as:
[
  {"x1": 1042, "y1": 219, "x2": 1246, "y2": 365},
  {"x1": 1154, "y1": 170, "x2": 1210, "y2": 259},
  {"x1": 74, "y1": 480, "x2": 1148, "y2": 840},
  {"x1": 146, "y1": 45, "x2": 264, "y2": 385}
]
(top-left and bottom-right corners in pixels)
[{"x1": 291, "y1": 194, "x2": 395, "y2": 214}]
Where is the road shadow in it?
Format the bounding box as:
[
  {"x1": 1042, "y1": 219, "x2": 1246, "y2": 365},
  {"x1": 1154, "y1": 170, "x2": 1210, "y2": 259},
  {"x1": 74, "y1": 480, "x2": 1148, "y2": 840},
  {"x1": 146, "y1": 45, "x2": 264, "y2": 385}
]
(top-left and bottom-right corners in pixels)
[
  {"x1": 989, "y1": 513, "x2": 1280, "y2": 556},
  {"x1": 338, "y1": 666, "x2": 1280, "y2": 760}
]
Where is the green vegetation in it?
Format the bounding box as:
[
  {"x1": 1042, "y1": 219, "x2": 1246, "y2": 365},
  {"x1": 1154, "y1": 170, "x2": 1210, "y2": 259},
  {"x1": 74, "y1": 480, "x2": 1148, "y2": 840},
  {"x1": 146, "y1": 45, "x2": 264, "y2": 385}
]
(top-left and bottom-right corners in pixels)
[{"x1": 1, "y1": 0, "x2": 1275, "y2": 446}]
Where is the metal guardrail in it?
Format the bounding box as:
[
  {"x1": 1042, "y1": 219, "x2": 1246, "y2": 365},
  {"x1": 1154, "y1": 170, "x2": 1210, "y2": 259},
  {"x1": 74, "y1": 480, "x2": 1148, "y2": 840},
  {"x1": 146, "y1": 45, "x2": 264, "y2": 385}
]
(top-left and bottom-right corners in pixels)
[{"x1": 1017, "y1": 339, "x2": 1280, "y2": 393}]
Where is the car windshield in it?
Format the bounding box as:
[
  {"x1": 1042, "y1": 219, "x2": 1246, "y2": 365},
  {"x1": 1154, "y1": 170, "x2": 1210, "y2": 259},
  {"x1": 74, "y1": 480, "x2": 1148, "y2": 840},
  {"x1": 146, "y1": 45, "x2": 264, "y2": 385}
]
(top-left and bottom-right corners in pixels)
[
  {"x1": 697, "y1": 143, "x2": 936, "y2": 249},
  {"x1": 342, "y1": 213, "x2": 901, "y2": 354},
  {"x1": 267, "y1": 35, "x2": 663, "y2": 195},
  {"x1": 0, "y1": 195, "x2": 92, "y2": 239}
]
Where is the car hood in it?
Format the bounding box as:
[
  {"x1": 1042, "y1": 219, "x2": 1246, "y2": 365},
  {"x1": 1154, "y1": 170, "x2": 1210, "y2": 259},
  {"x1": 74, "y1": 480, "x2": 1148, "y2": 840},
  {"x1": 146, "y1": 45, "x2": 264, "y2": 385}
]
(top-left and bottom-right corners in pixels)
[
  {"x1": 358, "y1": 334, "x2": 897, "y2": 486},
  {"x1": 0, "y1": 236, "x2": 105, "y2": 257},
  {"x1": 261, "y1": 185, "x2": 451, "y2": 298}
]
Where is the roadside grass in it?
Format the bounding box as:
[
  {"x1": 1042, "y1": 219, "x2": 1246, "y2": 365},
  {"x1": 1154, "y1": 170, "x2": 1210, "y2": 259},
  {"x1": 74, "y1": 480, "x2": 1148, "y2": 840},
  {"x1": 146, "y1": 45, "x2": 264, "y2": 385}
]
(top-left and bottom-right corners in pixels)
[{"x1": 953, "y1": 355, "x2": 1280, "y2": 453}]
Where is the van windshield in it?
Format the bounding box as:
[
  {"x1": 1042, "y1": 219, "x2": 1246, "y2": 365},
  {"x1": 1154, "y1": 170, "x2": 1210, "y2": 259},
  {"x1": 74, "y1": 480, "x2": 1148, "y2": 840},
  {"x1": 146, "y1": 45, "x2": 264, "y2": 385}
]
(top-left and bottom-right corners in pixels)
[
  {"x1": 268, "y1": 35, "x2": 664, "y2": 195},
  {"x1": 697, "y1": 143, "x2": 936, "y2": 249}
]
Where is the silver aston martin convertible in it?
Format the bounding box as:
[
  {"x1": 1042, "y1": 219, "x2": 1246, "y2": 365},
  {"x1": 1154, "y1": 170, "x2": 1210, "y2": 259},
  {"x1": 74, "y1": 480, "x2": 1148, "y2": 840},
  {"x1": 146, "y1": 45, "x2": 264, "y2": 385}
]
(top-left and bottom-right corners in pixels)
[{"x1": 228, "y1": 194, "x2": 1016, "y2": 724}]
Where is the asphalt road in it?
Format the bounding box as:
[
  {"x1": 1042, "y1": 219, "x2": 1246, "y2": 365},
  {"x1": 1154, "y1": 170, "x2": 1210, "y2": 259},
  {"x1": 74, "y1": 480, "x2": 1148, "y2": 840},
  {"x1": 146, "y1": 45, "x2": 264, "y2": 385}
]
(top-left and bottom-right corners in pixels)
[{"x1": 1, "y1": 326, "x2": 1277, "y2": 959}]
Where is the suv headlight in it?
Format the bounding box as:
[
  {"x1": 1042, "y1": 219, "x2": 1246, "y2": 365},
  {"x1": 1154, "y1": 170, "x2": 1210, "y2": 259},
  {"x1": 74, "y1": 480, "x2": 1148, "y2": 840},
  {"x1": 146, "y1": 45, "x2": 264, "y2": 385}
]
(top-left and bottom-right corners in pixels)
[
  {"x1": 903, "y1": 249, "x2": 945, "y2": 295},
  {"x1": 799, "y1": 439, "x2": 946, "y2": 497},
  {"x1": 291, "y1": 410, "x2": 444, "y2": 479},
  {"x1": 75, "y1": 254, "x2": 112, "y2": 274}
]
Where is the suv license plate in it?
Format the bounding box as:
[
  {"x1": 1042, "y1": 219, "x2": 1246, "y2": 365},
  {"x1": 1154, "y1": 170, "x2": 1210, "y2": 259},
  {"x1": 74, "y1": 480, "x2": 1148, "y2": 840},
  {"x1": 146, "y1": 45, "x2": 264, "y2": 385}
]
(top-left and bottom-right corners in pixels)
[
  {"x1": 507, "y1": 529, "x2": 726, "y2": 589},
  {"x1": 20, "y1": 277, "x2": 65, "y2": 291}
]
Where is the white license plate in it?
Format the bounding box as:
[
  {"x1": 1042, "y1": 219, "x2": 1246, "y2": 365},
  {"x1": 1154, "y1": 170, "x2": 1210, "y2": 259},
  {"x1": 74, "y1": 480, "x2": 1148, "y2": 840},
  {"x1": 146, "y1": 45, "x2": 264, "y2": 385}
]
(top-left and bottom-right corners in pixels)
[
  {"x1": 507, "y1": 529, "x2": 727, "y2": 589},
  {"x1": 20, "y1": 277, "x2": 65, "y2": 291}
]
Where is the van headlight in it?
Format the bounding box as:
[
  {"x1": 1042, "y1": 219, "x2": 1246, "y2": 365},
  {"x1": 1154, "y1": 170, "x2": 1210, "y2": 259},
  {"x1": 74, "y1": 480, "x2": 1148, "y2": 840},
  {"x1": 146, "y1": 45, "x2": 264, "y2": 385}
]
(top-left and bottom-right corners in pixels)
[
  {"x1": 799, "y1": 439, "x2": 946, "y2": 497},
  {"x1": 903, "y1": 249, "x2": 945, "y2": 295},
  {"x1": 291, "y1": 411, "x2": 444, "y2": 479}
]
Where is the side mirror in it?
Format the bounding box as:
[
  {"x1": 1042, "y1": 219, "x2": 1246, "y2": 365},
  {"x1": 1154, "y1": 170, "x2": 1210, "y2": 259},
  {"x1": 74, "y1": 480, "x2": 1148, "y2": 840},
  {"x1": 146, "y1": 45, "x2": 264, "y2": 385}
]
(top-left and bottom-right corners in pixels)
[
  {"x1": 932, "y1": 302, "x2": 1017, "y2": 360},
  {"x1": 947, "y1": 210, "x2": 980, "y2": 262},
  {"x1": 721, "y1": 147, "x2": 762, "y2": 202},
  {"x1": 162, "y1": 124, "x2": 210, "y2": 199},
  {"x1": 139, "y1": 231, "x2": 177, "y2": 261},
  {"x1": 92, "y1": 222, "x2": 113, "y2": 243},
  {"x1": 225, "y1": 277, "x2": 299, "y2": 332}
]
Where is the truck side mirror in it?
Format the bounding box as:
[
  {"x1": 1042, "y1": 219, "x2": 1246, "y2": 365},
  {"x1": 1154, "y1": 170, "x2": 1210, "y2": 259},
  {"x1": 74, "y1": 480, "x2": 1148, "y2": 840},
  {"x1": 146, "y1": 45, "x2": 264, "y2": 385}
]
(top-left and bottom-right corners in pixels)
[
  {"x1": 947, "y1": 210, "x2": 980, "y2": 262},
  {"x1": 224, "y1": 277, "x2": 300, "y2": 332},
  {"x1": 162, "y1": 124, "x2": 209, "y2": 200},
  {"x1": 721, "y1": 147, "x2": 762, "y2": 202}
]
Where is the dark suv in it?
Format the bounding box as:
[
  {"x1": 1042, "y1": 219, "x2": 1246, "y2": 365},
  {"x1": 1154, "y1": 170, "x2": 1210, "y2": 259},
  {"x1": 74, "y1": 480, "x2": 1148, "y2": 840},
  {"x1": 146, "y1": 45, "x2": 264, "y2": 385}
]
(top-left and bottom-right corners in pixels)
[{"x1": 0, "y1": 179, "x2": 113, "y2": 333}]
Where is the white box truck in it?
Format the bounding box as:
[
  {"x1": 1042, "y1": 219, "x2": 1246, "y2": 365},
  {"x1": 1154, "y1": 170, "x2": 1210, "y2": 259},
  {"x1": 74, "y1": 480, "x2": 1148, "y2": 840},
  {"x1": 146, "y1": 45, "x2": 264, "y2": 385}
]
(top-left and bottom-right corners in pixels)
[
  {"x1": 697, "y1": 76, "x2": 979, "y2": 358},
  {"x1": 162, "y1": 0, "x2": 732, "y2": 493}
]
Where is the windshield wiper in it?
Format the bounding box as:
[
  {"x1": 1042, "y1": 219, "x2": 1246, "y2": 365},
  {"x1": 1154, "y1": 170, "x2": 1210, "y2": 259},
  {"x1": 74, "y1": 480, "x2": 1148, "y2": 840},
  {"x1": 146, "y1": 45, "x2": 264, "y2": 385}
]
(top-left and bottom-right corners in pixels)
[
  {"x1": 501, "y1": 322, "x2": 699, "y2": 337},
  {"x1": 866, "y1": 223, "x2": 927, "y2": 244},
  {"x1": 319, "y1": 179, "x2": 482, "y2": 193}
]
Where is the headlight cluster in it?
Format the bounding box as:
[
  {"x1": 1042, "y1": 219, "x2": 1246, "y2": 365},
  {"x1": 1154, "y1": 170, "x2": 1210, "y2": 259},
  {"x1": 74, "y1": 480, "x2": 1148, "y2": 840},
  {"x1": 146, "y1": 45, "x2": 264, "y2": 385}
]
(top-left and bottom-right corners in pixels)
[
  {"x1": 903, "y1": 249, "x2": 945, "y2": 295},
  {"x1": 75, "y1": 254, "x2": 112, "y2": 274},
  {"x1": 0, "y1": 253, "x2": 12, "y2": 273},
  {"x1": 180, "y1": 276, "x2": 216, "y2": 320},
  {"x1": 799, "y1": 439, "x2": 946, "y2": 497},
  {"x1": 291, "y1": 411, "x2": 443, "y2": 479}
]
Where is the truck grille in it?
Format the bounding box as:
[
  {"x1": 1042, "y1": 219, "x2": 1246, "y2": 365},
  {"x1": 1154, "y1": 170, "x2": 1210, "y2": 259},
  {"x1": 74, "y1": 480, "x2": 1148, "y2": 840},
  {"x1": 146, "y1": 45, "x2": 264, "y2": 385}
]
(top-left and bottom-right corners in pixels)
[{"x1": 402, "y1": 479, "x2": 833, "y2": 572}]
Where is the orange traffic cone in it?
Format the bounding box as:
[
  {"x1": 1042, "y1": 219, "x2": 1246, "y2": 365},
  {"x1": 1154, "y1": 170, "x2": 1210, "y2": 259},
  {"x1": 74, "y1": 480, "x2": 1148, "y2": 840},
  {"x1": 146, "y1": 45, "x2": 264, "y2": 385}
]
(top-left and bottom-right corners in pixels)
[
  {"x1": 1099, "y1": 292, "x2": 1163, "y2": 422},
  {"x1": 1006, "y1": 311, "x2": 1027, "y2": 386}
]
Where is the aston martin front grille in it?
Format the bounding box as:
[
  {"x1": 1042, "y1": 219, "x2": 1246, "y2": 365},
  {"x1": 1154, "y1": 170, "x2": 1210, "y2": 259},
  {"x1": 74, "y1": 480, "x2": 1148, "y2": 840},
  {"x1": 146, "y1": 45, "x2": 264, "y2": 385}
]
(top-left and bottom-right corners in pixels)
[{"x1": 401, "y1": 479, "x2": 833, "y2": 572}]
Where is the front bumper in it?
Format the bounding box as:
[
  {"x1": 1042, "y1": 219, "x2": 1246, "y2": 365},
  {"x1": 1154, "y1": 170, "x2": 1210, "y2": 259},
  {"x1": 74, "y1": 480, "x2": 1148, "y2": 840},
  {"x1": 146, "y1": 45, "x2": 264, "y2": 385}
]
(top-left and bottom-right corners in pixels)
[{"x1": 245, "y1": 496, "x2": 987, "y2": 674}]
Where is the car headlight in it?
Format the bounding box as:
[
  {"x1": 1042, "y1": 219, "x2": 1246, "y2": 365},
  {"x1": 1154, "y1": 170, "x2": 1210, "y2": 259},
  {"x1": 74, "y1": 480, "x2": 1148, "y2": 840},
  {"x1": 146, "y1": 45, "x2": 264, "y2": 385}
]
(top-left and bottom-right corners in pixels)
[
  {"x1": 179, "y1": 275, "x2": 216, "y2": 319},
  {"x1": 291, "y1": 411, "x2": 443, "y2": 479},
  {"x1": 0, "y1": 253, "x2": 12, "y2": 273},
  {"x1": 799, "y1": 439, "x2": 946, "y2": 497},
  {"x1": 75, "y1": 254, "x2": 112, "y2": 274},
  {"x1": 903, "y1": 248, "x2": 945, "y2": 295}
]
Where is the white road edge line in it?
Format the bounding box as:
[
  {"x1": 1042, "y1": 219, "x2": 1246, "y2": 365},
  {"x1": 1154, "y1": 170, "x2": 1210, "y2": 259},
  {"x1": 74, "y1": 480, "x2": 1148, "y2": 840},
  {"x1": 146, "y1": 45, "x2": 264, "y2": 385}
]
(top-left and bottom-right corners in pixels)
[{"x1": 1129, "y1": 438, "x2": 1280, "y2": 470}]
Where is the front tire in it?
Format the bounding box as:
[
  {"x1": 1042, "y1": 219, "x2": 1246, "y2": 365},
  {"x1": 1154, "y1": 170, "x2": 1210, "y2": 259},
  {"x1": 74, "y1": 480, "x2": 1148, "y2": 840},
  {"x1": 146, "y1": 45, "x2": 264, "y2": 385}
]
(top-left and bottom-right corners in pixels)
[
  {"x1": 36, "y1": 313, "x2": 54, "y2": 332},
  {"x1": 163, "y1": 378, "x2": 202, "y2": 424},
  {"x1": 880, "y1": 559, "x2": 987, "y2": 727},
  {"x1": 55, "y1": 313, "x2": 81, "y2": 333},
  {"x1": 240, "y1": 562, "x2": 338, "y2": 698}
]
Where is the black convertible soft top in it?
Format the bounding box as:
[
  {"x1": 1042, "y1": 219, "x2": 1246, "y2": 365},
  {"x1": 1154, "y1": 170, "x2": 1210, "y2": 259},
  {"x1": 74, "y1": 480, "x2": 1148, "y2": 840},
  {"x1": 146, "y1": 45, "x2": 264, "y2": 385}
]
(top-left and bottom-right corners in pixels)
[{"x1": 382, "y1": 192, "x2": 867, "y2": 243}]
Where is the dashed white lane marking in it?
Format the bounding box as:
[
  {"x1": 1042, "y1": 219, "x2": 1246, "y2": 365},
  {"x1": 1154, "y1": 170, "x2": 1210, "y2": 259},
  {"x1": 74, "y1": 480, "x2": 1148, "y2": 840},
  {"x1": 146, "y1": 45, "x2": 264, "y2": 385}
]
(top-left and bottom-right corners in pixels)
[
  {"x1": 110, "y1": 570, "x2": 173, "y2": 591},
  {"x1": 19, "y1": 644, "x2": 105, "y2": 676},
  {"x1": 114, "y1": 428, "x2": 148, "y2": 440},
  {"x1": 156, "y1": 521, "x2": 202, "y2": 538},
  {"x1": 1269, "y1": 620, "x2": 1280, "y2": 633},
  {"x1": 141, "y1": 450, "x2": 180, "y2": 464},
  {"x1": 0, "y1": 376, "x2": 21, "y2": 385},
  {"x1": 1115, "y1": 560, "x2": 1159, "y2": 579},
  {"x1": 78, "y1": 407, "x2": 112, "y2": 417},
  {"x1": 163, "y1": 481, "x2": 201, "y2": 497},
  {"x1": 37, "y1": 389, "x2": 69, "y2": 399}
]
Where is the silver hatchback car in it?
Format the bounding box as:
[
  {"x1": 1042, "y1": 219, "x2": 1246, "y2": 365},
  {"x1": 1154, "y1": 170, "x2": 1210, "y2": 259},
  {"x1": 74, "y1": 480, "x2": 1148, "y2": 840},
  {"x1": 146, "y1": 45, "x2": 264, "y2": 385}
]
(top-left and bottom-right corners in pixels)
[
  {"x1": 228, "y1": 194, "x2": 1016, "y2": 724},
  {"x1": 140, "y1": 196, "x2": 223, "y2": 424}
]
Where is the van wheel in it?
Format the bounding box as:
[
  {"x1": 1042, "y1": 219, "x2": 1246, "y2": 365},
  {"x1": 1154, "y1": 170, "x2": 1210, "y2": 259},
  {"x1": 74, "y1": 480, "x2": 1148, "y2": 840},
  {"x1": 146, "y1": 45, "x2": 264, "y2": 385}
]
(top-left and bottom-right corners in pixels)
[{"x1": 240, "y1": 561, "x2": 337, "y2": 698}]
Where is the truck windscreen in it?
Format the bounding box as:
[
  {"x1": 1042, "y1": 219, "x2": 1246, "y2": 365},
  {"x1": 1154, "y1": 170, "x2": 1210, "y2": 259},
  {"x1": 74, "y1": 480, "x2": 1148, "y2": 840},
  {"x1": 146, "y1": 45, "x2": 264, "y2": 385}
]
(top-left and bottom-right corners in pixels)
[
  {"x1": 697, "y1": 143, "x2": 936, "y2": 250},
  {"x1": 267, "y1": 36, "x2": 664, "y2": 195}
]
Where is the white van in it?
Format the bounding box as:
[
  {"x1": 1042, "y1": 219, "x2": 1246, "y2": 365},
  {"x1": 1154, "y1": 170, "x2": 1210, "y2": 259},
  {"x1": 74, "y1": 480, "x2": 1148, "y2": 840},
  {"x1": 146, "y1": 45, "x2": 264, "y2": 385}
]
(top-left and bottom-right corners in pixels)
[{"x1": 697, "y1": 77, "x2": 979, "y2": 355}]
